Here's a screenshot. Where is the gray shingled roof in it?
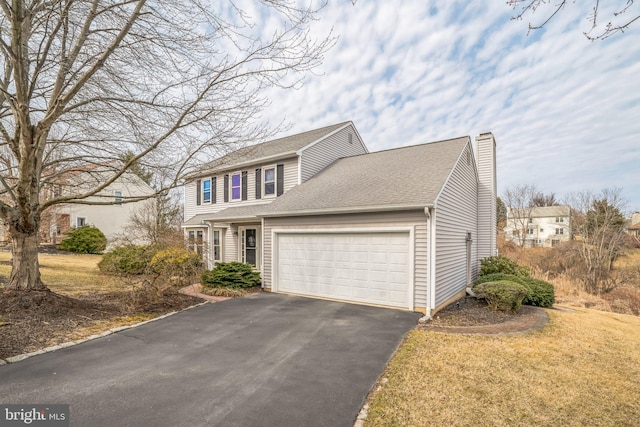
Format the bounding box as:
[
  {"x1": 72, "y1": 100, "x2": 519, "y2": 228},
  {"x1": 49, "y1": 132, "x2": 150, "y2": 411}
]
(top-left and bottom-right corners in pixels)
[
  {"x1": 509, "y1": 205, "x2": 571, "y2": 219},
  {"x1": 183, "y1": 204, "x2": 271, "y2": 225},
  {"x1": 259, "y1": 136, "x2": 470, "y2": 215},
  {"x1": 197, "y1": 122, "x2": 351, "y2": 176}
]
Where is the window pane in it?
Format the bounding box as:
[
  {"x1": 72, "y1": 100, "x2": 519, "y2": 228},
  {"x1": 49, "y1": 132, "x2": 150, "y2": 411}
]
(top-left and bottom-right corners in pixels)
[
  {"x1": 231, "y1": 174, "x2": 241, "y2": 187},
  {"x1": 265, "y1": 182, "x2": 275, "y2": 195},
  {"x1": 265, "y1": 168, "x2": 275, "y2": 182},
  {"x1": 232, "y1": 187, "x2": 241, "y2": 199},
  {"x1": 203, "y1": 180, "x2": 210, "y2": 192},
  {"x1": 213, "y1": 230, "x2": 220, "y2": 246}
]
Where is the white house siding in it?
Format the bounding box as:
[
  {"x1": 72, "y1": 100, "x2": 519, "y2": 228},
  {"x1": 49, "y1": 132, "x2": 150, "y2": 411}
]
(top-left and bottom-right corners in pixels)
[
  {"x1": 434, "y1": 143, "x2": 479, "y2": 308},
  {"x1": 55, "y1": 175, "x2": 154, "y2": 244},
  {"x1": 183, "y1": 156, "x2": 299, "y2": 221},
  {"x1": 476, "y1": 133, "x2": 497, "y2": 259},
  {"x1": 263, "y1": 210, "x2": 429, "y2": 311},
  {"x1": 299, "y1": 124, "x2": 367, "y2": 183}
]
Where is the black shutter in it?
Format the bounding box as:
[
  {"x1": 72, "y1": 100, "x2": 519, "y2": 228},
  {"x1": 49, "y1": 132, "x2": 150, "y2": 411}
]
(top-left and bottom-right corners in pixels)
[
  {"x1": 223, "y1": 175, "x2": 229, "y2": 203},
  {"x1": 276, "y1": 164, "x2": 284, "y2": 196},
  {"x1": 255, "y1": 168, "x2": 262, "y2": 199},
  {"x1": 241, "y1": 171, "x2": 248, "y2": 201},
  {"x1": 196, "y1": 179, "x2": 201, "y2": 205},
  {"x1": 211, "y1": 177, "x2": 216, "y2": 204}
]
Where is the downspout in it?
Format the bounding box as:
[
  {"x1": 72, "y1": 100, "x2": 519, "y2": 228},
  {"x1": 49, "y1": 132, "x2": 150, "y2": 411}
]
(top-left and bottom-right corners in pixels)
[{"x1": 422, "y1": 206, "x2": 437, "y2": 320}]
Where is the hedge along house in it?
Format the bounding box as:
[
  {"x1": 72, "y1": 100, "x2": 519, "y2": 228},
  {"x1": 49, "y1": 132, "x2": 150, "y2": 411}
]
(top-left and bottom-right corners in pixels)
[{"x1": 183, "y1": 122, "x2": 497, "y2": 315}]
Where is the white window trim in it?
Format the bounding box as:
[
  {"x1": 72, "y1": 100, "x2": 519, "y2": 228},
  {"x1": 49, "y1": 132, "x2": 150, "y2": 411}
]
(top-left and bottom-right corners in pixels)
[
  {"x1": 76, "y1": 217, "x2": 86, "y2": 227},
  {"x1": 212, "y1": 229, "x2": 223, "y2": 262},
  {"x1": 230, "y1": 172, "x2": 242, "y2": 201},
  {"x1": 202, "y1": 179, "x2": 212, "y2": 204},
  {"x1": 263, "y1": 165, "x2": 277, "y2": 198}
]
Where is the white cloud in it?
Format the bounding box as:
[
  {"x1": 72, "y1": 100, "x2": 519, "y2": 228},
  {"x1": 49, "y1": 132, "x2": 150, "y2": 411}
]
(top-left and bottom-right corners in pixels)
[{"x1": 257, "y1": 1, "x2": 640, "y2": 211}]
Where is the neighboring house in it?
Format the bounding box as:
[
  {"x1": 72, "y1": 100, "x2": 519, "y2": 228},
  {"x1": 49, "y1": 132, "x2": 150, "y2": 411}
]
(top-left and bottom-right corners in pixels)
[
  {"x1": 43, "y1": 168, "x2": 155, "y2": 244},
  {"x1": 504, "y1": 205, "x2": 571, "y2": 248},
  {"x1": 628, "y1": 212, "x2": 640, "y2": 240},
  {"x1": 183, "y1": 122, "x2": 497, "y2": 315}
]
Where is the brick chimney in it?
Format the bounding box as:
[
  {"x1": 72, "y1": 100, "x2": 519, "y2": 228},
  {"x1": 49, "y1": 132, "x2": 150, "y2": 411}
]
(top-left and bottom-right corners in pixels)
[{"x1": 476, "y1": 132, "x2": 497, "y2": 259}]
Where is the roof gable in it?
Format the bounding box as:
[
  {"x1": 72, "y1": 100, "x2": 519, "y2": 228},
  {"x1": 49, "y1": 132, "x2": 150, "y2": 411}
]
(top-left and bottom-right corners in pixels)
[
  {"x1": 196, "y1": 122, "x2": 351, "y2": 176},
  {"x1": 260, "y1": 136, "x2": 470, "y2": 215}
]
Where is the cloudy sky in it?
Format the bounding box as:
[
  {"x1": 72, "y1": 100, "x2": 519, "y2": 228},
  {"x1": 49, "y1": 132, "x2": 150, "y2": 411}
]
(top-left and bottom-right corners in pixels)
[{"x1": 255, "y1": 1, "x2": 640, "y2": 212}]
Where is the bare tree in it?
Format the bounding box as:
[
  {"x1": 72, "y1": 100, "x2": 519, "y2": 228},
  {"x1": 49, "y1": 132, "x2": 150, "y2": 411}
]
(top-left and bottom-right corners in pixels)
[
  {"x1": 566, "y1": 188, "x2": 629, "y2": 294},
  {"x1": 531, "y1": 191, "x2": 558, "y2": 207},
  {"x1": 508, "y1": 0, "x2": 640, "y2": 40},
  {"x1": 503, "y1": 184, "x2": 539, "y2": 248},
  {"x1": 0, "y1": 0, "x2": 334, "y2": 291}
]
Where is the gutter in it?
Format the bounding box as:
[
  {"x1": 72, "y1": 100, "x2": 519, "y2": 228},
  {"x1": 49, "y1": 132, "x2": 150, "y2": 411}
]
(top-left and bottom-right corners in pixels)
[{"x1": 258, "y1": 204, "x2": 433, "y2": 218}]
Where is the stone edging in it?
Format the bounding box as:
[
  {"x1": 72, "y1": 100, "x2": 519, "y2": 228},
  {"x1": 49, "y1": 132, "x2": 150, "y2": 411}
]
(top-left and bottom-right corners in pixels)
[
  {"x1": 0, "y1": 301, "x2": 209, "y2": 366},
  {"x1": 419, "y1": 306, "x2": 550, "y2": 336}
]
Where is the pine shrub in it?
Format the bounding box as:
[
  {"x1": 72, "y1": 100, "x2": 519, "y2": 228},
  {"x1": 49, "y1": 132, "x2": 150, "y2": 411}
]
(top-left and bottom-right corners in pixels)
[
  {"x1": 58, "y1": 225, "x2": 107, "y2": 254},
  {"x1": 201, "y1": 262, "x2": 261, "y2": 289}
]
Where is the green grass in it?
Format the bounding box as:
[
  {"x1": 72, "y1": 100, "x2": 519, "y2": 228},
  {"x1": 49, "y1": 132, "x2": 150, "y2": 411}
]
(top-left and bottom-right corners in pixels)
[
  {"x1": 0, "y1": 251, "x2": 128, "y2": 296},
  {"x1": 365, "y1": 308, "x2": 640, "y2": 426}
]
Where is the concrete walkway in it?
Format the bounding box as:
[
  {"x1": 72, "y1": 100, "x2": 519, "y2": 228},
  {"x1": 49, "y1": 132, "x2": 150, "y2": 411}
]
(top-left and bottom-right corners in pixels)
[{"x1": 0, "y1": 293, "x2": 420, "y2": 427}]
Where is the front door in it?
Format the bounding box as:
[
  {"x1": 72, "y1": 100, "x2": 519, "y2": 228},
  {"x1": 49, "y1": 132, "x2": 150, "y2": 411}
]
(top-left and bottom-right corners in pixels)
[{"x1": 240, "y1": 227, "x2": 259, "y2": 268}]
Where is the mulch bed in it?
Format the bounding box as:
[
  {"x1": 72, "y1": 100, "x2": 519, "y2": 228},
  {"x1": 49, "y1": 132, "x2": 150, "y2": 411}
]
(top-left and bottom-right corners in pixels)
[
  {"x1": 427, "y1": 296, "x2": 520, "y2": 326},
  {"x1": 0, "y1": 288, "x2": 201, "y2": 359}
]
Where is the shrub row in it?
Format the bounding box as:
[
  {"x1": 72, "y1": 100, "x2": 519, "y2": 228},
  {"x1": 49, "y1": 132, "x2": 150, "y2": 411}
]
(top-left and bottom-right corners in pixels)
[
  {"x1": 98, "y1": 244, "x2": 200, "y2": 278},
  {"x1": 473, "y1": 256, "x2": 555, "y2": 312},
  {"x1": 473, "y1": 273, "x2": 555, "y2": 308}
]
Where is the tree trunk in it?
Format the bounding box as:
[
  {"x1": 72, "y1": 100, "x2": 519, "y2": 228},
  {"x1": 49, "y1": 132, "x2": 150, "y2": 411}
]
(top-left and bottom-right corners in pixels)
[{"x1": 7, "y1": 228, "x2": 46, "y2": 290}]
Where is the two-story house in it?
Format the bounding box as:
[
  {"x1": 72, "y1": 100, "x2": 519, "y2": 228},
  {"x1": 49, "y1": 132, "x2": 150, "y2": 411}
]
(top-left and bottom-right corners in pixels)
[
  {"x1": 504, "y1": 205, "x2": 571, "y2": 247},
  {"x1": 183, "y1": 122, "x2": 497, "y2": 316}
]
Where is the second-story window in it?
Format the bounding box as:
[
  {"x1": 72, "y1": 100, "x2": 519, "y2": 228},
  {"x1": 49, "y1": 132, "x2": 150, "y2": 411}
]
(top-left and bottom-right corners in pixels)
[
  {"x1": 556, "y1": 228, "x2": 564, "y2": 235},
  {"x1": 556, "y1": 217, "x2": 564, "y2": 223},
  {"x1": 203, "y1": 179, "x2": 211, "y2": 203},
  {"x1": 231, "y1": 173, "x2": 241, "y2": 200},
  {"x1": 114, "y1": 191, "x2": 122, "y2": 206},
  {"x1": 264, "y1": 167, "x2": 276, "y2": 196}
]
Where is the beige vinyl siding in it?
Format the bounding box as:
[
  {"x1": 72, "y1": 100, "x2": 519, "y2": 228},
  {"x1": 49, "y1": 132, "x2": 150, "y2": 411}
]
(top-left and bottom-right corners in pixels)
[
  {"x1": 299, "y1": 124, "x2": 367, "y2": 183},
  {"x1": 434, "y1": 143, "x2": 479, "y2": 307},
  {"x1": 263, "y1": 210, "x2": 428, "y2": 310},
  {"x1": 183, "y1": 156, "x2": 299, "y2": 221},
  {"x1": 476, "y1": 134, "x2": 497, "y2": 259},
  {"x1": 223, "y1": 226, "x2": 238, "y2": 263}
]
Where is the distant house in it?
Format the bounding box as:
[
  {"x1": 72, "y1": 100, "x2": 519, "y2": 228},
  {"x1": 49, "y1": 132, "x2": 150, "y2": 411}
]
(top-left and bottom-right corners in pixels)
[
  {"x1": 183, "y1": 121, "x2": 498, "y2": 315},
  {"x1": 42, "y1": 168, "x2": 155, "y2": 244},
  {"x1": 504, "y1": 205, "x2": 571, "y2": 247},
  {"x1": 628, "y1": 212, "x2": 640, "y2": 240}
]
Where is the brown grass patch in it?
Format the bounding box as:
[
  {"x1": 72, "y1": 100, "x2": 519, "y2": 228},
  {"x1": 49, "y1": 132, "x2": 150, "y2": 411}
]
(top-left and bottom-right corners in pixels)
[
  {"x1": 0, "y1": 251, "x2": 127, "y2": 296},
  {"x1": 0, "y1": 251, "x2": 201, "y2": 359},
  {"x1": 365, "y1": 308, "x2": 640, "y2": 426}
]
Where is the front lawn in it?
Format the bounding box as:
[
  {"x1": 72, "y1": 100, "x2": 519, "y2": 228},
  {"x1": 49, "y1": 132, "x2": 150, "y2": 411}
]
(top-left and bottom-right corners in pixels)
[{"x1": 365, "y1": 308, "x2": 640, "y2": 426}]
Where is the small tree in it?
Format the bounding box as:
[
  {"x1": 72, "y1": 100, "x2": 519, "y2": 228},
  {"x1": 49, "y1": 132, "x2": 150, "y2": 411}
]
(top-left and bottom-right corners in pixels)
[
  {"x1": 503, "y1": 184, "x2": 539, "y2": 248},
  {"x1": 567, "y1": 188, "x2": 629, "y2": 294}
]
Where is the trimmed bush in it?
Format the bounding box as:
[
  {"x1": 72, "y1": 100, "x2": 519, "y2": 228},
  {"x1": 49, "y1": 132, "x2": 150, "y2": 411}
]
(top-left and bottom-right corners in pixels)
[
  {"x1": 149, "y1": 247, "x2": 201, "y2": 277},
  {"x1": 475, "y1": 280, "x2": 528, "y2": 313},
  {"x1": 201, "y1": 262, "x2": 261, "y2": 289},
  {"x1": 58, "y1": 225, "x2": 107, "y2": 254},
  {"x1": 473, "y1": 273, "x2": 555, "y2": 308},
  {"x1": 480, "y1": 256, "x2": 530, "y2": 277},
  {"x1": 98, "y1": 244, "x2": 159, "y2": 275},
  {"x1": 522, "y1": 278, "x2": 555, "y2": 308}
]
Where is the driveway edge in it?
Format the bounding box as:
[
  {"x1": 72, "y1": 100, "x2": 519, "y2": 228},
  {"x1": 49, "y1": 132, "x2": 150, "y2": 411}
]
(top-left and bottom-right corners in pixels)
[{"x1": 0, "y1": 301, "x2": 209, "y2": 365}]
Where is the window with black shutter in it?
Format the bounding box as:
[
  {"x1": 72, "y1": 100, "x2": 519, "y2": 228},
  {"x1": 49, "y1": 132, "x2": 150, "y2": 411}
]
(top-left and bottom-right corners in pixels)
[
  {"x1": 223, "y1": 175, "x2": 229, "y2": 202},
  {"x1": 255, "y1": 168, "x2": 262, "y2": 199},
  {"x1": 211, "y1": 177, "x2": 217, "y2": 204},
  {"x1": 241, "y1": 171, "x2": 248, "y2": 201},
  {"x1": 276, "y1": 164, "x2": 284, "y2": 196}
]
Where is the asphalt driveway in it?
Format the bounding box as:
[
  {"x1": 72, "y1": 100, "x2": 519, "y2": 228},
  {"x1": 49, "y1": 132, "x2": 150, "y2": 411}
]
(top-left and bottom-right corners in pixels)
[{"x1": 0, "y1": 293, "x2": 420, "y2": 427}]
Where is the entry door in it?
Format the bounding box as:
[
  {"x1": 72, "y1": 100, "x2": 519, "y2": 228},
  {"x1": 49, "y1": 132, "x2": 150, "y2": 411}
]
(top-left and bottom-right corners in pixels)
[{"x1": 240, "y1": 227, "x2": 258, "y2": 268}]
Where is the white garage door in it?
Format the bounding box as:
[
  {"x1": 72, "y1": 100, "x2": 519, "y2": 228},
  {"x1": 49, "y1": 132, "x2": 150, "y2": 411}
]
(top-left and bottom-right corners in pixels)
[{"x1": 275, "y1": 231, "x2": 412, "y2": 309}]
